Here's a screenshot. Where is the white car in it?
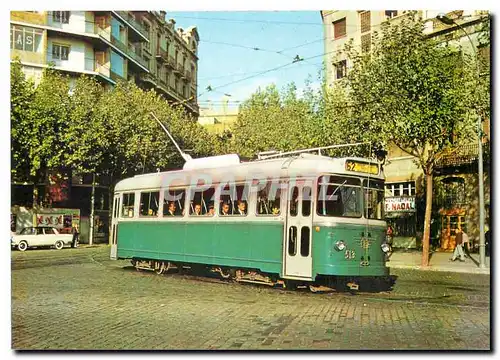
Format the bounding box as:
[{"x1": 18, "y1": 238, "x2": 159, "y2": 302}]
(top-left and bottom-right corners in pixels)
[{"x1": 11, "y1": 227, "x2": 74, "y2": 251}]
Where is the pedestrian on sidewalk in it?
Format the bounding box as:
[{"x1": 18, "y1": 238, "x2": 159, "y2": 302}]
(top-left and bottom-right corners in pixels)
[
  {"x1": 71, "y1": 224, "x2": 79, "y2": 248},
  {"x1": 450, "y1": 228, "x2": 466, "y2": 262}
]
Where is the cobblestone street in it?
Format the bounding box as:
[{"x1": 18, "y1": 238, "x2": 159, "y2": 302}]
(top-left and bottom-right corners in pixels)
[{"x1": 11, "y1": 246, "x2": 490, "y2": 350}]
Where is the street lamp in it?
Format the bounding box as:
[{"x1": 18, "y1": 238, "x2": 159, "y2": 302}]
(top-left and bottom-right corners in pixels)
[{"x1": 436, "y1": 13, "x2": 487, "y2": 268}]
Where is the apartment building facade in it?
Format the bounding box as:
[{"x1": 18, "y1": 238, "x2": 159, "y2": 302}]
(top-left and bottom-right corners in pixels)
[
  {"x1": 10, "y1": 10, "x2": 199, "y2": 116},
  {"x1": 320, "y1": 10, "x2": 490, "y2": 250},
  {"x1": 10, "y1": 10, "x2": 200, "y2": 243}
]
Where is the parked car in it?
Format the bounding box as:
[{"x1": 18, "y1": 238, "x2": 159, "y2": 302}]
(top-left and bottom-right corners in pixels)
[{"x1": 11, "y1": 227, "x2": 73, "y2": 251}]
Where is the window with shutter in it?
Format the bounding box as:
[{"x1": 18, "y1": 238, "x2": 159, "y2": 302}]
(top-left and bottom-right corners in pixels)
[
  {"x1": 361, "y1": 34, "x2": 371, "y2": 53},
  {"x1": 333, "y1": 18, "x2": 346, "y2": 39},
  {"x1": 360, "y1": 11, "x2": 371, "y2": 33}
]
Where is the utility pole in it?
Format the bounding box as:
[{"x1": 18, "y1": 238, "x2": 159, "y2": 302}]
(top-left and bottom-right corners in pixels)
[{"x1": 89, "y1": 173, "x2": 96, "y2": 246}]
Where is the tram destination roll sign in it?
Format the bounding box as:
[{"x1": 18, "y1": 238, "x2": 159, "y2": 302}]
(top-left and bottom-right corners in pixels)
[{"x1": 385, "y1": 196, "x2": 416, "y2": 212}]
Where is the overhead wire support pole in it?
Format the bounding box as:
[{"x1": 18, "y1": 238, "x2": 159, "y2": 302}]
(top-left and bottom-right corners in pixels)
[{"x1": 150, "y1": 112, "x2": 192, "y2": 162}]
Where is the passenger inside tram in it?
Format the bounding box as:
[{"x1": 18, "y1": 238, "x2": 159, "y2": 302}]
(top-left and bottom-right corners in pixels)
[
  {"x1": 237, "y1": 200, "x2": 247, "y2": 215},
  {"x1": 194, "y1": 204, "x2": 202, "y2": 216},
  {"x1": 221, "y1": 203, "x2": 230, "y2": 216},
  {"x1": 166, "y1": 202, "x2": 176, "y2": 216}
]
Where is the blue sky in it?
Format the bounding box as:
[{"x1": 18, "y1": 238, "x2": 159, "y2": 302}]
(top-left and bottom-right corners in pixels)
[{"x1": 166, "y1": 11, "x2": 325, "y2": 109}]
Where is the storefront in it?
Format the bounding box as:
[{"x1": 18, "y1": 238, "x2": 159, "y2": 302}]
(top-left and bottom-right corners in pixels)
[
  {"x1": 384, "y1": 181, "x2": 417, "y2": 249},
  {"x1": 438, "y1": 208, "x2": 467, "y2": 251}
]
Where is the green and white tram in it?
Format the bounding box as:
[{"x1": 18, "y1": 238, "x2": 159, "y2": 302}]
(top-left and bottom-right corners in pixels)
[{"x1": 110, "y1": 151, "x2": 390, "y2": 290}]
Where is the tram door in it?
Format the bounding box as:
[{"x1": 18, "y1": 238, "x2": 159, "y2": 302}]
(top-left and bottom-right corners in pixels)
[
  {"x1": 284, "y1": 181, "x2": 313, "y2": 279},
  {"x1": 110, "y1": 194, "x2": 120, "y2": 260}
]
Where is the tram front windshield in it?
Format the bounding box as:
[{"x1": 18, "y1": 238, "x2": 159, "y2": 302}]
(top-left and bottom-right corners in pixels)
[{"x1": 317, "y1": 175, "x2": 362, "y2": 218}]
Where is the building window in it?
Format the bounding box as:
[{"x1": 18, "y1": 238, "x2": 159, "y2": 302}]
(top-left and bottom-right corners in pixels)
[
  {"x1": 52, "y1": 44, "x2": 70, "y2": 60},
  {"x1": 441, "y1": 177, "x2": 466, "y2": 208},
  {"x1": 333, "y1": 18, "x2": 346, "y2": 39},
  {"x1": 335, "y1": 59, "x2": 347, "y2": 79},
  {"x1": 385, "y1": 10, "x2": 398, "y2": 19},
  {"x1": 360, "y1": 11, "x2": 371, "y2": 33},
  {"x1": 10, "y1": 25, "x2": 43, "y2": 52},
  {"x1": 52, "y1": 11, "x2": 70, "y2": 24},
  {"x1": 385, "y1": 182, "x2": 416, "y2": 197},
  {"x1": 361, "y1": 33, "x2": 371, "y2": 53}
]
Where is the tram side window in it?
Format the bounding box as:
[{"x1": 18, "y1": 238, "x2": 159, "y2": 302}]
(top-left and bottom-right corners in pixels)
[
  {"x1": 300, "y1": 227, "x2": 310, "y2": 257},
  {"x1": 363, "y1": 179, "x2": 384, "y2": 220},
  {"x1": 288, "y1": 226, "x2": 297, "y2": 256},
  {"x1": 256, "y1": 181, "x2": 281, "y2": 216},
  {"x1": 289, "y1": 186, "x2": 299, "y2": 217},
  {"x1": 302, "y1": 186, "x2": 312, "y2": 217},
  {"x1": 220, "y1": 184, "x2": 248, "y2": 216},
  {"x1": 122, "y1": 193, "x2": 135, "y2": 217},
  {"x1": 316, "y1": 175, "x2": 362, "y2": 218},
  {"x1": 140, "y1": 191, "x2": 159, "y2": 216},
  {"x1": 189, "y1": 187, "x2": 215, "y2": 216},
  {"x1": 163, "y1": 189, "x2": 186, "y2": 217}
]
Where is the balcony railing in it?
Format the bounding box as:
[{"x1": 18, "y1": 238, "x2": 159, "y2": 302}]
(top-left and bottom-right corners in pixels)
[
  {"x1": 139, "y1": 72, "x2": 157, "y2": 85},
  {"x1": 166, "y1": 56, "x2": 175, "y2": 68},
  {"x1": 156, "y1": 47, "x2": 167, "y2": 60},
  {"x1": 109, "y1": 34, "x2": 148, "y2": 69},
  {"x1": 110, "y1": 69, "x2": 126, "y2": 83},
  {"x1": 114, "y1": 11, "x2": 149, "y2": 40},
  {"x1": 435, "y1": 143, "x2": 480, "y2": 168}
]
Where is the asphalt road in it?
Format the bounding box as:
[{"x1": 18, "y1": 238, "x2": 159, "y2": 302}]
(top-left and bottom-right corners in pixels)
[{"x1": 11, "y1": 246, "x2": 491, "y2": 350}]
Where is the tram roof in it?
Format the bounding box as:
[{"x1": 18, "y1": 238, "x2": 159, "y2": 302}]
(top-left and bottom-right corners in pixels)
[{"x1": 115, "y1": 154, "x2": 384, "y2": 192}]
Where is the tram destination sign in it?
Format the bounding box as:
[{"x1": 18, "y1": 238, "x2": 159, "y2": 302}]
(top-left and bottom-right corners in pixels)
[{"x1": 345, "y1": 160, "x2": 379, "y2": 175}]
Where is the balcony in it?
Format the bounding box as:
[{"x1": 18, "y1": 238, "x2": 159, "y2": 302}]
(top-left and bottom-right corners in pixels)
[
  {"x1": 139, "y1": 72, "x2": 157, "y2": 86},
  {"x1": 113, "y1": 11, "x2": 149, "y2": 41},
  {"x1": 109, "y1": 34, "x2": 148, "y2": 70},
  {"x1": 435, "y1": 143, "x2": 482, "y2": 168},
  {"x1": 166, "y1": 56, "x2": 175, "y2": 68},
  {"x1": 110, "y1": 69, "x2": 126, "y2": 83},
  {"x1": 11, "y1": 11, "x2": 47, "y2": 26},
  {"x1": 156, "y1": 47, "x2": 167, "y2": 62}
]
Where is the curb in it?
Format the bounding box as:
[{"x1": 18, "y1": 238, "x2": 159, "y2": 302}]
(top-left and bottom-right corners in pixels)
[{"x1": 388, "y1": 264, "x2": 490, "y2": 275}]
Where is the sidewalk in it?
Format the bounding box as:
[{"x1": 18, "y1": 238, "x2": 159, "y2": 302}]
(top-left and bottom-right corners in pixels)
[{"x1": 388, "y1": 250, "x2": 490, "y2": 274}]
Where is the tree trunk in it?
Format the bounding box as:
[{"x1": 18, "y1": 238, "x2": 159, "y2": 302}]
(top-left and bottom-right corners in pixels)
[
  {"x1": 89, "y1": 173, "x2": 96, "y2": 246},
  {"x1": 421, "y1": 171, "x2": 433, "y2": 267}
]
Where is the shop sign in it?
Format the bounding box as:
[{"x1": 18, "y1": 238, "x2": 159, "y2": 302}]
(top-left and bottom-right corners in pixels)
[{"x1": 385, "y1": 196, "x2": 415, "y2": 212}]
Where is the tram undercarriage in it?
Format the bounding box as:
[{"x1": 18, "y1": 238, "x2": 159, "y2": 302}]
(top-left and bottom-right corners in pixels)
[{"x1": 130, "y1": 258, "x2": 394, "y2": 293}]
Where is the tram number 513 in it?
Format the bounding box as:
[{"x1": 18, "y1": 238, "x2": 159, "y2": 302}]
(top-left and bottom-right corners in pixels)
[{"x1": 344, "y1": 249, "x2": 356, "y2": 259}]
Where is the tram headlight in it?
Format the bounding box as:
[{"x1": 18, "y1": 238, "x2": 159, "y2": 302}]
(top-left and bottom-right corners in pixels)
[
  {"x1": 381, "y1": 243, "x2": 391, "y2": 253},
  {"x1": 335, "y1": 240, "x2": 346, "y2": 251}
]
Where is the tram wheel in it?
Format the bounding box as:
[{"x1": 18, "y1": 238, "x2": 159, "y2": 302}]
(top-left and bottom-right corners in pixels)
[{"x1": 155, "y1": 262, "x2": 165, "y2": 275}]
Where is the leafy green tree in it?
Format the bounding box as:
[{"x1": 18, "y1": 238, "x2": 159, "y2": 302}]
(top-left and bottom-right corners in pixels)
[
  {"x1": 10, "y1": 60, "x2": 35, "y2": 184},
  {"x1": 231, "y1": 83, "x2": 322, "y2": 158},
  {"x1": 11, "y1": 64, "x2": 72, "y2": 206},
  {"x1": 338, "y1": 12, "x2": 478, "y2": 266}
]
